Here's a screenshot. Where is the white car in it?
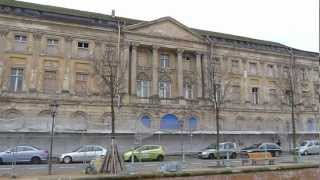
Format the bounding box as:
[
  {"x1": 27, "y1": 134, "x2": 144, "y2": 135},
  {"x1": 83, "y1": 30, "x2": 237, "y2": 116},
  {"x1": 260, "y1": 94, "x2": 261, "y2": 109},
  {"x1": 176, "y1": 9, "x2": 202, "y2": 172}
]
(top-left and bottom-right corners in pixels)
[
  {"x1": 60, "y1": 145, "x2": 107, "y2": 163},
  {"x1": 298, "y1": 140, "x2": 320, "y2": 155},
  {"x1": 198, "y1": 142, "x2": 237, "y2": 159}
]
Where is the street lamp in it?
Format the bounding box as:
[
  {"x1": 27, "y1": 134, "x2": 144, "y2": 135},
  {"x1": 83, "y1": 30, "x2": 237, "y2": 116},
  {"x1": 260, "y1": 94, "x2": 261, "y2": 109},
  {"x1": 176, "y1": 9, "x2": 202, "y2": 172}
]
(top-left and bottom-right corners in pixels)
[
  {"x1": 48, "y1": 100, "x2": 59, "y2": 175},
  {"x1": 178, "y1": 119, "x2": 185, "y2": 162}
]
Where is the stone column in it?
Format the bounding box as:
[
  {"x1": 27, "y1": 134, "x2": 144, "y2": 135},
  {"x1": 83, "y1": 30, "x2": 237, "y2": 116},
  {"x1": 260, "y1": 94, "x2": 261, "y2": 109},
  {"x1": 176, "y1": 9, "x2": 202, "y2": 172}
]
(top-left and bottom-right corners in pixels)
[
  {"x1": 202, "y1": 53, "x2": 209, "y2": 98},
  {"x1": 123, "y1": 42, "x2": 130, "y2": 95},
  {"x1": 30, "y1": 31, "x2": 42, "y2": 92},
  {"x1": 177, "y1": 49, "x2": 184, "y2": 98},
  {"x1": 0, "y1": 29, "x2": 8, "y2": 91},
  {"x1": 152, "y1": 45, "x2": 159, "y2": 96},
  {"x1": 260, "y1": 62, "x2": 267, "y2": 104},
  {"x1": 241, "y1": 59, "x2": 250, "y2": 103},
  {"x1": 131, "y1": 43, "x2": 138, "y2": 95},
  {"x1": 62, "y1": 36, "x2": 73, "y2": 93},
  {"x1": 196, "y1": 52, "x2": 202, "y2": 98}
]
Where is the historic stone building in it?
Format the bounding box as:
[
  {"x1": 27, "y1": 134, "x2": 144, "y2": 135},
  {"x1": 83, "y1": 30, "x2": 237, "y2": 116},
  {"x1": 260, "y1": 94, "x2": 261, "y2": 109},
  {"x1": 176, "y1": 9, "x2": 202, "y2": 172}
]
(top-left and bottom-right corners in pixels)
[{"x1": 0, "y1": 1, "x2": 319, "y2": 153}]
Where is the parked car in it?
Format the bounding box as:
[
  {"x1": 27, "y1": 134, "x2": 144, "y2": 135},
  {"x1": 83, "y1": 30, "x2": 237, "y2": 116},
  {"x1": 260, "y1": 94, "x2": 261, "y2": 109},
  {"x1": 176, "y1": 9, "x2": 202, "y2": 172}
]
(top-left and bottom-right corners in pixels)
[
  {"x1": 298, "y1": 140, "x2": 320, "y2": 156},
  {"x1": 60, "y1": 145, "x2": 107, "y2": 164},
  {"x1": 240, "y1": 143, "x2": 282, "y2": 157},
  {"x1": 123, "y1": 145, "x2": 165, "y2": 162},
  {"x1": 198, "y1": 142, "x2": 237, "y2": 159},
  {"x1": 0, "y1": 145, "x2": 48, "y2": 164}
]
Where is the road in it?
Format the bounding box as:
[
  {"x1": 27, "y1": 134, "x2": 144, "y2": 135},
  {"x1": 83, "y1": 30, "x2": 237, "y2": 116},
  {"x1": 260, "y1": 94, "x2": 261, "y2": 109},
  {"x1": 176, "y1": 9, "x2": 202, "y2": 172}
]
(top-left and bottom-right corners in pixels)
[{"x1": 1, "y1": 154, "x2": 320, "y2": 177}]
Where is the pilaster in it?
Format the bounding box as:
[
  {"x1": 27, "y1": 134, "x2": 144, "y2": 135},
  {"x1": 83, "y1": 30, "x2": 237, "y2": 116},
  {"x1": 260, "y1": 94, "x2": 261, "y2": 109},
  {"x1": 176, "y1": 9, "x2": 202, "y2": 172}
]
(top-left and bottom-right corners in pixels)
[
  {"x1": 130, "y1": 43, "x2": 138, "y2": 95},
  {"x1": 62, "y1": 36, "x2": 73, "y2": 93},
  {"x1": 30, "y1": 31, "x2": 42, "y2": 92},
  {"x1": 177, "y1": 48, "x2": 184, "y2": 98},
  {"x1": 196, "y1": 52, "x2": 202, "y2": 98},
  {"x1": 152, "y1": 45, "x2": 159, "y2": 97}
]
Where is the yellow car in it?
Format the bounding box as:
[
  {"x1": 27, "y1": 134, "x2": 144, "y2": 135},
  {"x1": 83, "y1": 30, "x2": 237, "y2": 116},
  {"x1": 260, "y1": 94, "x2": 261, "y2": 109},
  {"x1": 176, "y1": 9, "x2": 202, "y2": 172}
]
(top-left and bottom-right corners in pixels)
[{"x1": 123, "y1": 145, "x2": 165, "y2": 162}]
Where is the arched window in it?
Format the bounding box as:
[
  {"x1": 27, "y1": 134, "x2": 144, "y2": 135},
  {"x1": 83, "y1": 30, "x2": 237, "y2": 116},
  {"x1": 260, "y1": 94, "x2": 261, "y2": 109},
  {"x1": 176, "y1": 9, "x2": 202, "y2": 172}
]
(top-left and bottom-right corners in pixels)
[
  {"x1": 1, "y1": 109, "x2": 23, "y2": 120},
  {"x1": 188, "y1": 117, "x2": 198, "y2": 130},
  {"x1": 160, "y1": 114, "x2": 179, "y2": 130},
  {"x1": 307, "y1": 119, "x2": 316, "y2": 131},
  {"x1": 140, "y1": 115, "x2": 151, "y2": 128}
]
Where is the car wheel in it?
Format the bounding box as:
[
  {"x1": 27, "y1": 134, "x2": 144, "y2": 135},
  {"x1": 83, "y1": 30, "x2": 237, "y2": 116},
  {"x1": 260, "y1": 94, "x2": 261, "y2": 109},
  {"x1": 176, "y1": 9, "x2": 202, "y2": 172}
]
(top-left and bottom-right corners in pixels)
[
  {"x1": 230, "y1": 153, "x2": 237, "y2": 159},
  {"x1": 129, "y1": 156, "x2": 139, "y2": 162},
  {"x1": 0, "y1": 158, "x2": 3, "y2": 165},
  {"x1": 208, "y1": 153, "x2": 215, "y2": 159},
  {"x1": 156, "y1": 155, "x2": 164, "y2": 161},
  {"x1": 63, "y1": 156, "x2": 72, "y2": 164},
  {"x1": 303, "y1": 151, "x2": 309, "y2": 156},
  {"x1": 274, "y1": 151, "x2": 280, "y2": 157},
  {"x1": 31, "y1": 157, "x2": 41, "y2": 164}
]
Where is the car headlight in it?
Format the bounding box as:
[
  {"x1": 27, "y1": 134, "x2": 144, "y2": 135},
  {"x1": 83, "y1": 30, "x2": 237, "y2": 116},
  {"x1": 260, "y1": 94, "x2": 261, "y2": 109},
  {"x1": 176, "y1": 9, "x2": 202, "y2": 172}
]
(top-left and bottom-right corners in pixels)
[{"x1": 202, "y1": 151, "x2": 209, "y2": 155}]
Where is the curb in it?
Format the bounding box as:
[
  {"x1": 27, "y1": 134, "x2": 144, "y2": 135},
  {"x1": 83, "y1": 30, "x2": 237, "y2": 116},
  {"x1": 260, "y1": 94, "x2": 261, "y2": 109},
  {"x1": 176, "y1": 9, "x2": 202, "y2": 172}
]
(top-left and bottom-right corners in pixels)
[{"x1": 37, "y1": 162, "x2": 320, "y2": 180}]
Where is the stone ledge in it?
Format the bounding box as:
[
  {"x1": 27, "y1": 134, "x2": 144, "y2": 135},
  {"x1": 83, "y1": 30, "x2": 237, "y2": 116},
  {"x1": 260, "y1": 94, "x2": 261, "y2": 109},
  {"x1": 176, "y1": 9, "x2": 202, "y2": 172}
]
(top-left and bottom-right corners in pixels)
[{"x1": 37, "y1": 162, "x2": 320, "y2": 180}]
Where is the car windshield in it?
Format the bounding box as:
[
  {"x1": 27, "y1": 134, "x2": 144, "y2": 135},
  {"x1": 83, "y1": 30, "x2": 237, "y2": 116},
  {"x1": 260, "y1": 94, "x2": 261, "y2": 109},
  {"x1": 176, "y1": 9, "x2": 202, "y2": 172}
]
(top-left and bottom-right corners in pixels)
[
  {"x1": 205, "y1": 144, "x2": 223, "y2": 149},
  {"x1": 300, "y1": 142, "x2": 308, "y2": 147},
  {"x1": 133, "y1": 146, "x2": 142, "y2": 150},
  {"x1": 248, "y1": 144, "x2": 260, "y2": 149},
  {"x1": 72, "y1": 146, "x2": 84, "y2": 152}
]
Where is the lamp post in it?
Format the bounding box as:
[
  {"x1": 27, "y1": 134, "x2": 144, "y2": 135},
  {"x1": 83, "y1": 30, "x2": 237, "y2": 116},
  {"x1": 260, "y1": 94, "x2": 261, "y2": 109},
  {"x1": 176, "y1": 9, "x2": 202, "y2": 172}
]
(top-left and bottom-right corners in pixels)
[
  {"x1": 48, "y1": 100, "x2": 59, "y2": 175},
  {"x1": 178, "y1": 119, "x2": 185, "y2": 162}
]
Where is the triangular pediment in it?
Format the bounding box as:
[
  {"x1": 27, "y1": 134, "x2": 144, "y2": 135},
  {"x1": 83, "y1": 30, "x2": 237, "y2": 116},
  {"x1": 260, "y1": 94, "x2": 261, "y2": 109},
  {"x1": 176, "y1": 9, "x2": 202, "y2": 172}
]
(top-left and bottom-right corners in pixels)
[{"x1": 124, "y1": 17, "x2": 204, "y2": 42}]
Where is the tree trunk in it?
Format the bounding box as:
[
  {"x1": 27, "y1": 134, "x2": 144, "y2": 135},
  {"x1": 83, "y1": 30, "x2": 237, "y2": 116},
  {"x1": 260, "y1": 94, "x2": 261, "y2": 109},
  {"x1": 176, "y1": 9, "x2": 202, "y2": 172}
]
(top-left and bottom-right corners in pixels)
[{"x1": 215, "y1": 105, "x2": 220, "y2": 165}]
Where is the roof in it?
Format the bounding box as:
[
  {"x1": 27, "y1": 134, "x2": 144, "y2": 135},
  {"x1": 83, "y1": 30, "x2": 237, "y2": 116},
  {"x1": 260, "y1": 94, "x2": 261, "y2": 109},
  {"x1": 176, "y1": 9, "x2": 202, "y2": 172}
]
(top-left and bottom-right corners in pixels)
[{"x1": 0, "y1": 0, "x2": 317, "y2": 57}]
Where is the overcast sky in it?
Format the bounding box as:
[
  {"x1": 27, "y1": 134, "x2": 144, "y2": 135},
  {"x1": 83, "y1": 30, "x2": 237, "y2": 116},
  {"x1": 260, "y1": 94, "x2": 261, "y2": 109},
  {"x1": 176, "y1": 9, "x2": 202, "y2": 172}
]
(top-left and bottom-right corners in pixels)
[{"x1": 23, "y1": 0, "x2": 319, "y2": 52}]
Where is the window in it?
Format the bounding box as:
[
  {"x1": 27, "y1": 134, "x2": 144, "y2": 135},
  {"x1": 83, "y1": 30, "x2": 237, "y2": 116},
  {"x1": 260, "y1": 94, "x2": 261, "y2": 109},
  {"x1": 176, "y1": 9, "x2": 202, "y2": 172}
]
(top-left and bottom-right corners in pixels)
[
  {"x1": 231, "y1": 85, "x2": 241, "y2": 103},
  {"x1": 43, "y1": 70, "x2": 58, "y2": 93},
  {"x1": 184, "y1": 83, "x2": 193, "y2": 99},
  {"x1": 160, "y1": 54, "x2": 169, "y2": 69},
  {"x1": 9, "y1": 68, "x2": 24, "y2": 92},
  {"x1": 137, "y1": 80, "x2": 150, "y2": 97},
  {"x1": 78, "y1": 41, "x2": 89, "y2": 49},
  {"x1": 75, "y1": 72, "x2": 89, "y2": 95},
  {"x1": 283, "y1": 66, "x2": 289, "y2": 78},
  {"x1": 231, "y1": 60, "x2": 239, "y2": 72},
  {"x1": 269, "y1": 89, "x2": 277, "y2": 104},
  {"x1": 14, "y1": 35, "x2": 27, "y2": 43},
  {"x1": 251, "y1": 87, "x2": 259, "y2": 104},
  {"x1": 140, "y1": 115, "x2": 152, "y2": 128},
  {"x1": 267, "y1": 64, "x2": 275, "y2": 77},
  {"x1": 47, "y1": 39, "x2": 59, "y2": 46},
  {"x1": 249, "y1": 62, "x2": 257, "y2": 75},
  {"x1": 159, "y1": 81, "x2": 171, "y2": 98}
]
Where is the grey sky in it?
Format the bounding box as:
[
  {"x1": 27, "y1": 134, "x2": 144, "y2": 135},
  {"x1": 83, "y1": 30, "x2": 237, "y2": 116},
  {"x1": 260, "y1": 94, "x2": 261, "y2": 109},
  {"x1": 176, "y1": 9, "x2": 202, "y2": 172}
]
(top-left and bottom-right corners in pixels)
[{"x1": 23, "y1": 0, "x2": 319, "y2": 52}]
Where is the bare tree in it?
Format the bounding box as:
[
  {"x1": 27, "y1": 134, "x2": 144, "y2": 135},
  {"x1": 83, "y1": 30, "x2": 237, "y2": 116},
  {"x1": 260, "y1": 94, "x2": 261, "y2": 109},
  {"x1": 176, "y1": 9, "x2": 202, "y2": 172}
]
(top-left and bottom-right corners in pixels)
[
  {"x1": 206, "y1": 40, "x2": 232, "y2": 164},
  {"x1": 94, "y1": 44, "x2": 127, "y2": 173},
  {"x1": 277, "y1": 48, "x2": 303, "y2": 162}
]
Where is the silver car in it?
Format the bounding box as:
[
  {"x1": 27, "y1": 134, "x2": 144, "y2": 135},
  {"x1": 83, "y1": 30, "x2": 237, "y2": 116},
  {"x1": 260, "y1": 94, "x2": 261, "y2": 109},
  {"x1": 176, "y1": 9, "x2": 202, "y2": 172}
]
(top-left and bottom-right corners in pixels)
[
  {"x1": 0, "y1": 145, "x2": 48, "y2": 164},
  {"x1": 60, "y1": 145, "x2": 107, "y2": 163},
  {"x1": 298, "y1": 140, "x2": 320, "y2": 155},
  {"x1": 198, "y1": 142, "x2": 237, "y2": 159}
]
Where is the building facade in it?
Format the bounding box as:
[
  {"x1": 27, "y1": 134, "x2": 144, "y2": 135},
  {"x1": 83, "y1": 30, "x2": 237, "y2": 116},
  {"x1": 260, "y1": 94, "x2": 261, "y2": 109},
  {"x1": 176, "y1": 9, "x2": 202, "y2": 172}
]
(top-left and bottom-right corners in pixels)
[{"x1": 0, "y1": 1, "x2": 319, "y2": 153}]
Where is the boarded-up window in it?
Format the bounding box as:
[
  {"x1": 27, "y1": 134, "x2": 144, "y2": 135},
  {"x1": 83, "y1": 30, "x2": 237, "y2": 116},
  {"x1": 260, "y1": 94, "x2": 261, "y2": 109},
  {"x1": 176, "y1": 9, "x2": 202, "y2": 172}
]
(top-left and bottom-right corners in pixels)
[
  {"x1": 75, "y1": 72, "x2": 89, "y2": 95},
  {"x1": 249, "y1": 62, "x2": 257, "y2": 75},
  {"x1": 269, "y1": 89, "x2": 277, "y2": 104},
  {"x1": 231, "y1": 85, "x2": 241, "y2": 103},
  {"x1": 43, "y1": 70, "x2": 57, "y2": 93}
]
